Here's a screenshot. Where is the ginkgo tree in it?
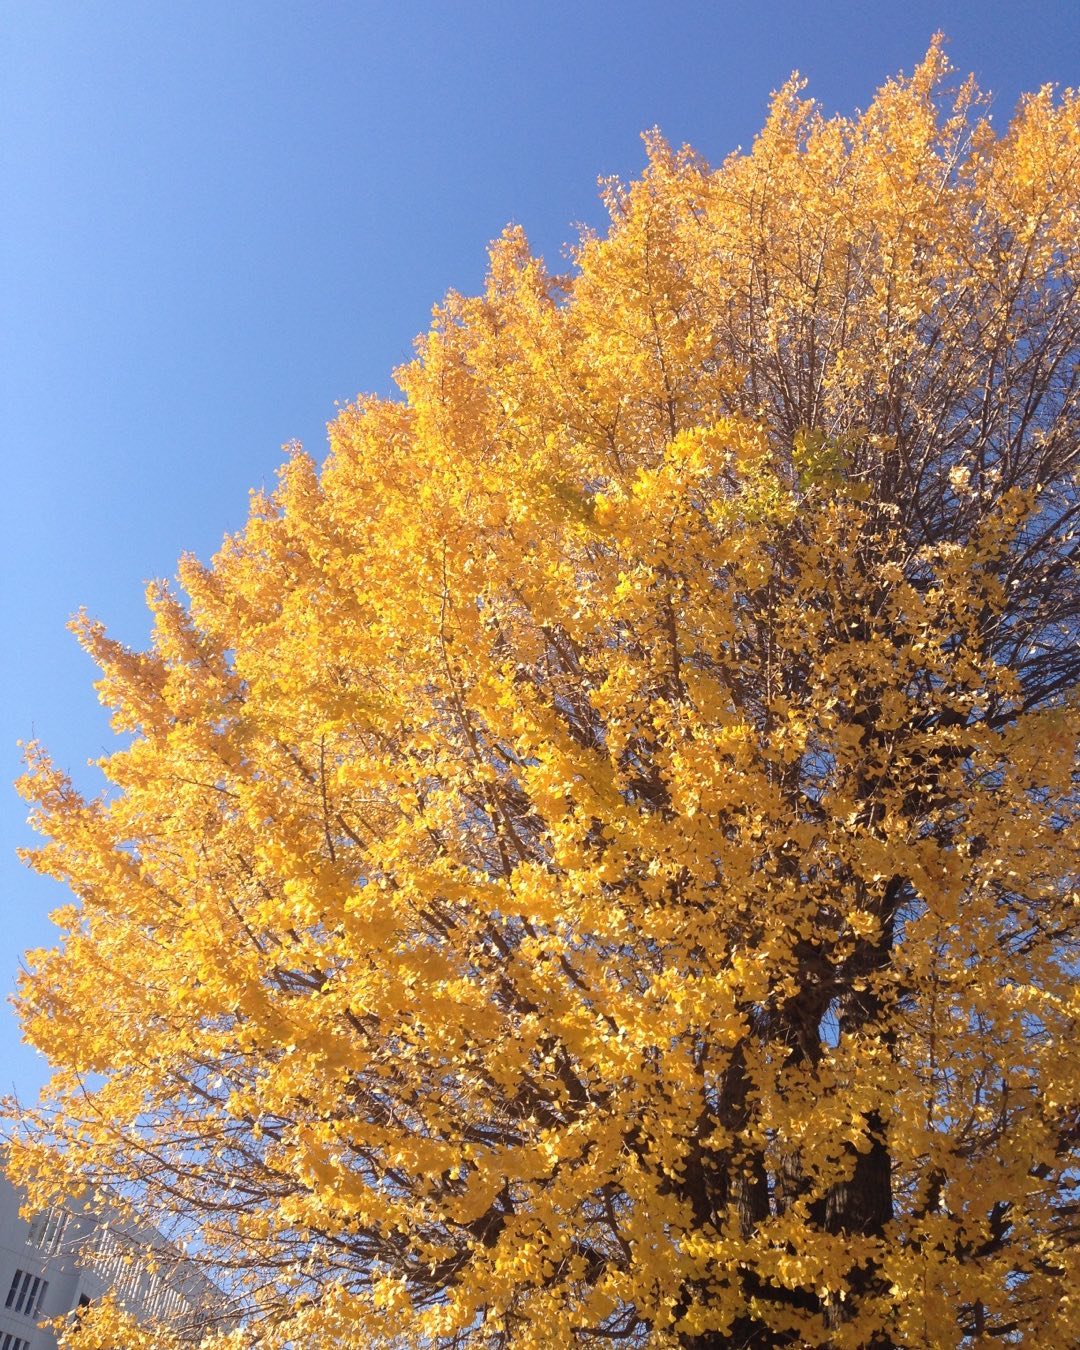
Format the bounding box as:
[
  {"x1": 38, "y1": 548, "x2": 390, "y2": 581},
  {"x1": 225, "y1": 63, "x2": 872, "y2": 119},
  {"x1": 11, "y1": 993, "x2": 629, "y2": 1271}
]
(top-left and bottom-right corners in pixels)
[{"x1": 8, "y1": 41, "x2": 1080, "y2": 1350}]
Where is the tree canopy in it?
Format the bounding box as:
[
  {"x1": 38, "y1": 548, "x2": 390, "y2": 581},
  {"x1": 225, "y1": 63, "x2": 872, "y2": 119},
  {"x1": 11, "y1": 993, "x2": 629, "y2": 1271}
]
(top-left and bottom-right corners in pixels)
[{"x1": 9, "y1": 42, "x2": 1080, "y2": 1349}]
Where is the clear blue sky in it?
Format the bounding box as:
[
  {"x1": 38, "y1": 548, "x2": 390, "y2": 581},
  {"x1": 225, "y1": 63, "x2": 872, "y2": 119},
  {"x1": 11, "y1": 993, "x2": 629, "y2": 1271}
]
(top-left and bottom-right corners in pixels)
[{"x1": 2, "y1": 1, "x2": 1077, "y2": 1102}]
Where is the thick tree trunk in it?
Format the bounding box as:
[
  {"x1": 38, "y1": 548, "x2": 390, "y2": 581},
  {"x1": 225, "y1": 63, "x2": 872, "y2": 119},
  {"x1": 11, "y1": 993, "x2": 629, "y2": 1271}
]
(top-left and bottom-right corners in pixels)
[{"x1": 823, "y1": 906, "x2": 898, "y2": 1348}]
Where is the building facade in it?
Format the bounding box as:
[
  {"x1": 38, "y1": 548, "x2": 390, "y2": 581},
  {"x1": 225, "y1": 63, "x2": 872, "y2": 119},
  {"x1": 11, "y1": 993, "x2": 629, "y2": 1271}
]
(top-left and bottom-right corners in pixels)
[{"x1": 0, "y1": 1169, "x2": 224, "y2": 1347}]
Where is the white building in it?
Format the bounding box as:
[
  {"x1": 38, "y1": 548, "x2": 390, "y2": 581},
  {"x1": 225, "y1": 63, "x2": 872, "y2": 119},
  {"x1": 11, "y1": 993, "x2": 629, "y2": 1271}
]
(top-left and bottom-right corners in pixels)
[{"x1": 0, "y1": 1168, "x2": 226, "y2": 1347}]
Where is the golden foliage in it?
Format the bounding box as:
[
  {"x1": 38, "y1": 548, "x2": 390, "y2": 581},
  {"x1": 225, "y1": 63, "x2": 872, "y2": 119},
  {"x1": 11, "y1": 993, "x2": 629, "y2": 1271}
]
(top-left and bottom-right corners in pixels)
[{"x1": 9, "y1": 41, "x2": 1080, "y2": 1349}]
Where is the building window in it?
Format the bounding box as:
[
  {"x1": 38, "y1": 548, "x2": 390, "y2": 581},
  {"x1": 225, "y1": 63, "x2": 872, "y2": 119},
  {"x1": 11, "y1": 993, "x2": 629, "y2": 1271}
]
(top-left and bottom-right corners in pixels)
[
  {"x1": 3, "y1": 1268, "x2": 46, "y2": 1316},
  {"x1": 1, "y1": 1334, "x2": 30, "y2": 1350},
  {"x1": 27, "y1": 1207, "x2": 69, "y2": 1253}
]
